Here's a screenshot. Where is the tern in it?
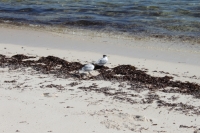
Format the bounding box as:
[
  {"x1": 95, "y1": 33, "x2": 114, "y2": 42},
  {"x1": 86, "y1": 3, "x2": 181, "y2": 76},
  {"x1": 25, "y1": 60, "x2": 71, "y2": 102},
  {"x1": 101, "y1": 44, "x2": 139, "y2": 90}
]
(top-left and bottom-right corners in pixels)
[
  {"x1": 79, "y1": 64, "x2": 95, "y2": 76},
  {"x1": 95, "y1": 55, "x2": 108, "y2": 66}
]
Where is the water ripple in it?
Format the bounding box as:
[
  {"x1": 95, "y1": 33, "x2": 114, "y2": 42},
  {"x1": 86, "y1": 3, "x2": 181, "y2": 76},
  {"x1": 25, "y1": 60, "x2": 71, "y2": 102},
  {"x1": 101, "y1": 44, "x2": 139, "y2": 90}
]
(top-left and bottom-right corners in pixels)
[{"x1": 0, "y1": 0, "x2": 200, "y2": 41}]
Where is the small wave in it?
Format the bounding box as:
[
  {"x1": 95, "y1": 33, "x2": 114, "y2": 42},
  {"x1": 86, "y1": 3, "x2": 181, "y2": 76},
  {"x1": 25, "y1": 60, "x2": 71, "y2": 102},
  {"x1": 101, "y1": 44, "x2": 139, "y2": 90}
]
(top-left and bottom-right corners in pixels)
[
  {"x1": 64, "y1": 20, "x2": 104, "y2": 26},
  {"x1": 18, "y1": 8, "x2": 37, "y2": 12},
  {"x1": 0, "y1": 0, "x2": 199, "y2": 44}
]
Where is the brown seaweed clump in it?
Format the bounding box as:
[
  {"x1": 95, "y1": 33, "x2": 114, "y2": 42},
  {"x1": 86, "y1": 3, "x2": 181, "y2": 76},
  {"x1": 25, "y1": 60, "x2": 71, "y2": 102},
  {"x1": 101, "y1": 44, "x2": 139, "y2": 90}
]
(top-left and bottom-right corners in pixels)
[
  {"x1": 0, "y1": 54, "x2": 200, "y2": 98},
  {"x1": 12, "y1": 54, "x2": 35, "y2": 61}
]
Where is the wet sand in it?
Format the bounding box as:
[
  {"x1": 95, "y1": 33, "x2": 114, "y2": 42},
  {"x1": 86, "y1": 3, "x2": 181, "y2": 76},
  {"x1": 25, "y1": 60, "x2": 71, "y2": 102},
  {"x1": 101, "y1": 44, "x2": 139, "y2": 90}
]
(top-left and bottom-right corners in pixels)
[{"x1": 0, "y1": 26, "x2": 200, "y2": 133}]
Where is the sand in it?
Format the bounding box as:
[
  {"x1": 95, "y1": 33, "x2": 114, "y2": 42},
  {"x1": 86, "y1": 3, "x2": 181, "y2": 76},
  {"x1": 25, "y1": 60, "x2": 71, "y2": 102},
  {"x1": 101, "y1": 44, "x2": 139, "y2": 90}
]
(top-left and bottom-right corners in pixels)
[{"x1": 0, "y1": 26, "x2": 200, "y2": 133}]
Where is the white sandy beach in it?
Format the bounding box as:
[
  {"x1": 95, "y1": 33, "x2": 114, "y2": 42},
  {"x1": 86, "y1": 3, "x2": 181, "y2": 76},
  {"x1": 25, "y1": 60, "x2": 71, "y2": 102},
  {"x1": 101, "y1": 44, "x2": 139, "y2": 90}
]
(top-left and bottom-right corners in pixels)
[{"x1": 0, "y1": 26, "x2": 200, "y2": 133}]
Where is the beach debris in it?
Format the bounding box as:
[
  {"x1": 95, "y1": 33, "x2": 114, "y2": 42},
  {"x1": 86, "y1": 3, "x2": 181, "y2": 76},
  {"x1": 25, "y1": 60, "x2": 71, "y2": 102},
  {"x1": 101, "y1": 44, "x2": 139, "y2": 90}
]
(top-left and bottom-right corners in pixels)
[
  {"x1": 12, "y1": 54, "x2": 35, "y2": 61},
  {"x1": 118, "y1": 82, "x2": 126, "y2": 88},
  {"x1": 78, "y1": 85, "x2": 121, "y2": 97},
  {"x1": 156, "y1": 100, "x2": 200, "y2": 115},
  {"x1": 1, "y1": 53, "x2": 200, "y2": 133},
  {"x1": 1, "y1": 54, "x2": 200, "y2": 113},
  {"x1": 0, "y1": 54, "x2": 6, "y2": 59},
  {"x1": 68, "y1": 82, "x2": 79, "y2": 87},
  {"x1": 46, "y1": 84, "x2": 65, "y2": 90},
  {"x1": 43, "y1": 93, "x2": 51, "y2": 97},
  {"x1": 4, "y1": 80, "x2": 16, "y2": 83},
  {"x1": 87, "y1": 100, "x2": 103, "y2": 106},
  {"x1": 169, "y1": 95, "x2": 180, "y2": 101},
  {"x1": 179, "y1": 125, "x2": 196, "y2": 128},
  {"x1": 37, "y1": 56, "x2": 83, "y2": 73},
  {"x1": 142, "y1": 93, "x2": 159, "y2": 104},
  {"x1": 133, "y1": 115, "x2": 148, "y2": 121},
  {"x1": 38, "y1": 56, "x2": 68, "y2": 66},
  {"x1": 65, "y1": 106, "x2": 73, "y2": 108},
  {"x1": 43, "y1": 93, "x2": 58, "y2": 97},
  {"x1": 0, "y1": 54, "x2": 200, "y2": 99}
]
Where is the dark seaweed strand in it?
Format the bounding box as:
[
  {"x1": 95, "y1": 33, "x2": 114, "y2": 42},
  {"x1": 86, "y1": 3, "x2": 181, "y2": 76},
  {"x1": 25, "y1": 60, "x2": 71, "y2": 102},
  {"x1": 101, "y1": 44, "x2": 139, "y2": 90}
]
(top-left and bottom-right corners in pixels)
[{"x1": 0, "y1": 54, "x2": 200, "y2": 98}]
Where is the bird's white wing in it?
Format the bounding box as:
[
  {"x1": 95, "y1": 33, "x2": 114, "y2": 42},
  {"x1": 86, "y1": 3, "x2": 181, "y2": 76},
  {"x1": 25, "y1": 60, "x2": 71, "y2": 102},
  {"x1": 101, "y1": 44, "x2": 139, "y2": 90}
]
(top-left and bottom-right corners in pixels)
[
  {"x1": 96, "y1": 58, "x2": 107, "y2": 65},
  {"x1": 82, "y1": 64, "x2": 94, "y2": 71},
  {"x1": 83, "y1": 64, "x2": 91, "y2": 69}
]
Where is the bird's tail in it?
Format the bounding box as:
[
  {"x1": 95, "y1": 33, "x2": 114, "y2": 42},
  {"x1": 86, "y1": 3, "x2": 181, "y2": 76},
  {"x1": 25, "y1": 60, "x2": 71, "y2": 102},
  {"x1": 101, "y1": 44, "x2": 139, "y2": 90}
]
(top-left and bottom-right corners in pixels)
[
  {"x1": 79, "y1": 69, "x2": 85, "y2": 73},
  {"x1": 92, "y1": 61, "x2": 97, "y2": 64}
]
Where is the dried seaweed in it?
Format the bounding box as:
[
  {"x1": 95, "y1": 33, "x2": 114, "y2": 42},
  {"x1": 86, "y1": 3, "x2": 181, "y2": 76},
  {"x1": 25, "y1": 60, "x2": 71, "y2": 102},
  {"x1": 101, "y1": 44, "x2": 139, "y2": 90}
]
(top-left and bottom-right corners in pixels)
[{"x1": 1, "y1": 54, "x2": 200, "y2": 98}]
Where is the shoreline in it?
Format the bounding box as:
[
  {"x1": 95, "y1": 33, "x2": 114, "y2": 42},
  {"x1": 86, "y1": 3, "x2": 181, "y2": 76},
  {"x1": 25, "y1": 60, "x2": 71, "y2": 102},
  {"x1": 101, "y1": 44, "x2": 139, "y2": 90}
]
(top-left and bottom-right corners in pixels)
[
  {"x1": 1, "y1": 26, "x2": 200, "y2": 133},
  {"x1": 1, "y1": 22, "x2": 200, "y2": 45}
]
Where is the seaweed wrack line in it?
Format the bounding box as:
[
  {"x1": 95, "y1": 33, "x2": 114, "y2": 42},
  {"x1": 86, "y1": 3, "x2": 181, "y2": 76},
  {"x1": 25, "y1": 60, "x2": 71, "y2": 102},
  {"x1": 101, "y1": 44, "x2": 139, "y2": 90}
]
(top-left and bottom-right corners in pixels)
[{"x1": 0, "y1": 54, "x2": 200, "y2": 98}]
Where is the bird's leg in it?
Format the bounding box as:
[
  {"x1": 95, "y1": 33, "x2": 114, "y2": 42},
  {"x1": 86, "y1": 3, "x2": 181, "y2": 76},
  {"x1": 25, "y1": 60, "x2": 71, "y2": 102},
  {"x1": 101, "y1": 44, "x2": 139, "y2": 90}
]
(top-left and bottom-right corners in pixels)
[
  {"x1": 85, "y1": 72, "x2": 90, "y2": 79},
  {"x1": 88, "y1": 72, "x2": 93, "y2": 76}
]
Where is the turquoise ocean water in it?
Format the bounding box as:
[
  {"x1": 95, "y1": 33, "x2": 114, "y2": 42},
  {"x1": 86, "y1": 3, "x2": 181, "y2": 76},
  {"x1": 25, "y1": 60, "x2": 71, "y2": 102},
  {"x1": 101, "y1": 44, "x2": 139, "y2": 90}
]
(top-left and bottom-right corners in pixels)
[{"x1": 0, "y1": 0, "x2": 200, "y2": 42}]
